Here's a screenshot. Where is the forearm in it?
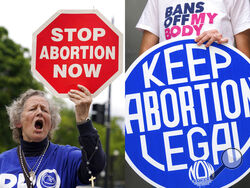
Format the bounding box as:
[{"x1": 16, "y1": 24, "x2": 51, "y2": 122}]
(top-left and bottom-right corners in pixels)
[
  {"x1": 77, "y1": 120, "x2": 106, "y2": 184},
  {"x1": 235, "y1": 29, "x2": 250, "y2": 58},
  {"x1": 139, "y1": 30, "x2": 159, "y2": 55}
]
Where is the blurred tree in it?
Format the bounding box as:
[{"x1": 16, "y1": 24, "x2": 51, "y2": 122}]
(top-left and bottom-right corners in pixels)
[
  {"x1": 52, "y1": 107, "x2": 79, "y2": 147},
  {"x1": 52, "y1": 103, "x2": 125, "y2": 187},
  {"x1": 109, "y1": 117, "x2": 125, "y2": 187},
  {"x1": 0, "y1": 26, "x2": 43, "y2": 152},
  {"x1": 94, "y1": 117, "x2": 125, "y2": 187}
]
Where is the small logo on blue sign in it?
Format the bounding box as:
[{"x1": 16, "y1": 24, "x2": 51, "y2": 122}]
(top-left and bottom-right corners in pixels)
[
  {"x1": 189, "y1": 160, "x2": 214, "y2": 186},
  {"x1": 125, "y1": 39, "x2": 250, "y2": 188}
]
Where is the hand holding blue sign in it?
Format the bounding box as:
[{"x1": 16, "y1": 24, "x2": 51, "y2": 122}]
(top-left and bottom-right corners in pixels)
[{"x1": 195, "y1": 29, "x2": 229, "y2": 47}]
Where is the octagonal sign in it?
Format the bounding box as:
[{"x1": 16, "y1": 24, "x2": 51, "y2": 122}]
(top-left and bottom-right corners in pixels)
[{"x1": 31, "y1": 10, "x2": 123, "y2": 97}]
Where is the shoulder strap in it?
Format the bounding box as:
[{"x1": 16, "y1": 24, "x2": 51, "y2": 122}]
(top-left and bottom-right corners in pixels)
[{"x1": 17, "y1": 146, "x2": 34, "y2": 188}]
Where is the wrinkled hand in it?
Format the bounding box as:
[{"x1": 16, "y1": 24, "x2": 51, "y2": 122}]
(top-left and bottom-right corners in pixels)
[
  {"x1": 68, "y1": 84, "x2": 92, "y2": 123},
  {"x1": 195, "y1": 29, "x2": 228, "y2": 47}
]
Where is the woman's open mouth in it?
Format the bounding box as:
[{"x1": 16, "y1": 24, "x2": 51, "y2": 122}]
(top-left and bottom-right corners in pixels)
[{"x1": 35, "y1": 119, "x2": 43, "y2": 129}]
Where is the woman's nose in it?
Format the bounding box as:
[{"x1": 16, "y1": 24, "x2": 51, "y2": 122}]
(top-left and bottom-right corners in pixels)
[{"x1": 36, "y1": 107, "x2": 43, "y2": 116}]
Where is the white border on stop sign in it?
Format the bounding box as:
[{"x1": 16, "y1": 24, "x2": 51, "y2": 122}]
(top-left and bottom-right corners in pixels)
[{"x1": 31, "y1": 9, "x2": 123, "y2": 98}]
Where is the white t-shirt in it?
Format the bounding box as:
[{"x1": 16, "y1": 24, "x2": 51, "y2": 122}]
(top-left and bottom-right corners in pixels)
[{"x1": 136, "y1": 0, "x2": 250, "y2": 45}]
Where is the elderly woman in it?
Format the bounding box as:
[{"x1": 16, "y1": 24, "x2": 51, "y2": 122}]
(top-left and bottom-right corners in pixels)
[{"x1": 0, "y1": 85, "x2": 105, "y2": 188}]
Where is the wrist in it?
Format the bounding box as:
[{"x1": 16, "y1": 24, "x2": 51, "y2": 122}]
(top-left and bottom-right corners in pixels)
[{"x1": 76, "y1": 117, "x2": 90, "y2": 125}]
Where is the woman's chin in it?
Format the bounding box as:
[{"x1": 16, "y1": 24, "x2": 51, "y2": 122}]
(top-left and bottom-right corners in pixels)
[{"x1": 24, "y1": 133, "x2": 47, "y2": 142}]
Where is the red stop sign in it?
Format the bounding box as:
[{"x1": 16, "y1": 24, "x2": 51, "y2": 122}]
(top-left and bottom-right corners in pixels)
[{"x1": 31, "y1": 10, "x2": 123, "y2": 97}]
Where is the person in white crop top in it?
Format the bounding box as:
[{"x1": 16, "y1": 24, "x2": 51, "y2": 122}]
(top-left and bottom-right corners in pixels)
[{"x1": 137, "y1": 0, "x2": 250, "y2": 57}]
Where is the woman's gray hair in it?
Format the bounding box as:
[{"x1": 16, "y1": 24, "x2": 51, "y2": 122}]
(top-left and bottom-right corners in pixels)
[{"x1": 6, "y1": 89, "x2": 61, "y2": 143}]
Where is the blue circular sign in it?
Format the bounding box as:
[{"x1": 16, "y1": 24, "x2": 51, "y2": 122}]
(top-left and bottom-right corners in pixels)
[{"x1": 125, "y1": 39, "x2": 250, "y2": 188}]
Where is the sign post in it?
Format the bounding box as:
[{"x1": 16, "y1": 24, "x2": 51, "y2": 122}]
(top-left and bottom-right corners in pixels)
[
  {"x1": 32, "y1": 10, "x2": 123, "y2": 97},
  {"x1": 125, "y1": 39, "x2": 250, "y2": 188}
]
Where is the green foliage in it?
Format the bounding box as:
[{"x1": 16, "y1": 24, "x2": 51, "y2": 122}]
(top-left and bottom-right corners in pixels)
[
  {"x1": 93, "y1": 117, "x2": 125, "y2": 185},
  {"x1": 53, "y1": 104, "x2": 125, "y2": 157},
  {"x1": 52, "y1": 104, "x2": 125, "y2": 185},
  {"x1": 110, "y1": 117, "x2": 125, "y2": 156},
  {"x1": 109, "y1": 117, "x2": 125, "y2": 184},
  {"x1": 0, "y1": 26, "x2": 43, "y2": 152},
  {"x1": 52, "y1": 107, "x2": 79, "y2": 147}
]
